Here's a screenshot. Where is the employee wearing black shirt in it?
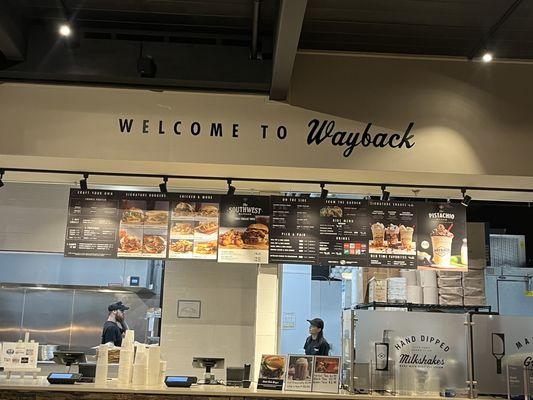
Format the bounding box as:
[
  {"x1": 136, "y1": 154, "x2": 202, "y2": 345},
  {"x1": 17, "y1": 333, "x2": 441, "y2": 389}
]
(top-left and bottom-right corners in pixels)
[
  {"x1": 304, "y1": 318, "x2": 330, "y2": 356},
  {"x1": 101, "y1": 301, "x2": 129, "y2": 347}
]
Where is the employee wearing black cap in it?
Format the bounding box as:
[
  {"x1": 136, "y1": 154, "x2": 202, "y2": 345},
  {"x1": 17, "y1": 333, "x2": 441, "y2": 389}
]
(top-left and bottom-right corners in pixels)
[
  {"x1": 304, "y1": 318, "x2": 330, "y2": 356},
  {"x1": 101, "y1": 301, "x2": 129, "y2": 347}
]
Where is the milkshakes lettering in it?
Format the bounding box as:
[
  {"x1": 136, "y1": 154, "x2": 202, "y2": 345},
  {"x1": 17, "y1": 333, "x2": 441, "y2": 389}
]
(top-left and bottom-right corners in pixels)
[{"x1": 394, "y1": 334, "x2": 450, "y2": 369}]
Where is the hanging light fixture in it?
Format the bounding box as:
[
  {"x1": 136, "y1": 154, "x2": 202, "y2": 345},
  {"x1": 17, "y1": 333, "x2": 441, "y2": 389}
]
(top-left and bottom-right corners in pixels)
[
  {"x1": 461, "y1": 188, "x2": 472, "y2": 207},
  {"x1": 79, "y1": 173, "x2": 88, "y2": 190},
  {"x1": 159, "y1": 177, "x2": 168, "y2": 193},
  {"x1": 381, "y1": 185, "x2": 390, "y2": 201},
  {"x1": 227, "y1": 179, "x2": 236, "y2": 196},
  {"x1": 320, "y1": 183, "x2": 329, "y2": 199}
]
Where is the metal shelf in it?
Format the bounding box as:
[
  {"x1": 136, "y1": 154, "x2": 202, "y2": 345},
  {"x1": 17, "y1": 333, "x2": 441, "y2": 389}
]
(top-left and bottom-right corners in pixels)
[
  {"x1": 0, "y1": 282, "x2": 156, "y2": 296},
  {"x1": 353, "y1": 302, "x2": 493, "y2": 313}
]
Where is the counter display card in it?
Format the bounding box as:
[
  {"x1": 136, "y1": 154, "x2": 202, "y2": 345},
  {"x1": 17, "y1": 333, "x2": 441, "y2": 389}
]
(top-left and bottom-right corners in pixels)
[
  {"x1": 64, "y1": 189, "x2": 121, "y2": 257},
  {"x1": 117, "y1": 192, "x2": 170, "y2": 259},
  {"x1": 285, "y1": 355, "x2": 313, "y2": 392},
  {"x1": 311, "y1": 356, "x2": 340, "y2": 393},
  {"x1": 168, "y1": 194, "x2": 220, "y2": 260},
  {"x1": 417, "y1": 202, "x2": 468, "y2": 271},
  {"x1": 368, "y1": 201, "x2": 417, "y2": 268},
  {"x1": 318, "y1": 199, "x2": 369, "y2": 267},
  {"x1": 258, "y1": 355, "x2": 286, "y2": 391},
  {"x1": 218, "y1": 195, "x2": 271, "y2": 264},
  {"x1": 269, "y1": 196, "x2": 320, "y2": 264}
]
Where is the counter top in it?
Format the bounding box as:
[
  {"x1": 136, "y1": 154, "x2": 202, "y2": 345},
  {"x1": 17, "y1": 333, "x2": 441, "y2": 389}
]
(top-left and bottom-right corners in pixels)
[{"x1": 0, "y1": 376, "x2": 487, "y2": 400}]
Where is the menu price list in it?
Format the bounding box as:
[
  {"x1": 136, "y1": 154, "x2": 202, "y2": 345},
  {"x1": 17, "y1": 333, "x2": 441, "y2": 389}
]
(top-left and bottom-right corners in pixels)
[
  {"x1": 269, "y1": 196, "x2": 319, "y2": 264},
  {"x1": 64, "y1": 189, "x2": 121, "y2": 258},
  {"x1": 318, "y1": 199, "x2": 369, "y2": 266}
]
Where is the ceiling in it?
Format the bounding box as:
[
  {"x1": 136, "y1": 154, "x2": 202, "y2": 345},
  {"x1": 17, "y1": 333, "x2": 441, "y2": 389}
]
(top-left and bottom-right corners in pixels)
[{"x1": 1, "y1": 0, "x2": 532, "y2": 98}]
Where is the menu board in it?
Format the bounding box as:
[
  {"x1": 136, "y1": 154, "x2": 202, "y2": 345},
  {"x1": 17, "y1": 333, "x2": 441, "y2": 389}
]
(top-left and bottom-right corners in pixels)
[
  {"x1": 368, "y1": 201, "x2": 417, "y2": 268},
  {"x1": 269, "y1": 196, "x2": 320, "y2": 264},
  {"x1": 258, "y1": 354, "x2": 286, "y2": 390},
  {"x1": 312, "y1": 356, "x2": 340, "y2": 393},
  {"x1": 168, "y1": 194, "x2": 220, "y2": 260},
  {"x1": 64, "y1": 189, "x2": 121, "y2": 257},
  {"x1": 117, "y1": 192, "x2": 170, "y2": 258},
  {"x1": 218, "y1": 195, "x2": 270, "y2": 264},
  {"x1": 285, "y1": 355, "x2": 313, "y2": 392},
  {"x1": 417, "y1": 202, "x2": 468, "y2": 271},
  {"x1": 318, "y1": 199, "x2": 369, "y2": 266}
]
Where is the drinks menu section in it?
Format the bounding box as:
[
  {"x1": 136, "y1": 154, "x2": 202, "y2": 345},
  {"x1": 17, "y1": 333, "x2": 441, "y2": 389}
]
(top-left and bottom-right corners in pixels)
[
  {"x1": 64, "y1": 190, "x2": 121, "y2": 258},
  {"x1": 318, "y1": 199, "x2": 369, "y2": 266},
  {"x1": 368, "y1": 201, "x2": 417, "y2": 268},
  {"x1": 269, "y1": 196, "x2": 320, "y2": 264}
]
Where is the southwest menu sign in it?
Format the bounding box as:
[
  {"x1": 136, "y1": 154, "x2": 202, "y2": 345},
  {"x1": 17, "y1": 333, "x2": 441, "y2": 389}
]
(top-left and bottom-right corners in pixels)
[
  {"x1": 417, "y1": 202, "x2": 468, "y2": 271},
  {"x1": 65, "y1": 189, "x2": 121, "y2": 257},
  {"x1": 368, "y1": 201, "x2": 417, "y2": 268},
  {"x1": 318, "y1": 199, "x2": 369, "y2": 266},
  {"x1": 218, "y1": 195, "x2": 271, "y2": 264},
  {"x1": 269, "y1": 196, "x2": 320, "y2": 264}
]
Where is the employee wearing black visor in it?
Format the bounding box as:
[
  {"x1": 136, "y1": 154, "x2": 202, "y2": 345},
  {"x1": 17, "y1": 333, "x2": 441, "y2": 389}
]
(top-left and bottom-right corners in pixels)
[
  {"x1": 304, "y1": 318, "x2": 330, "y2": 356},
  {"x1": 101, "y1": 301, "x2": 129, "y2": 347}
]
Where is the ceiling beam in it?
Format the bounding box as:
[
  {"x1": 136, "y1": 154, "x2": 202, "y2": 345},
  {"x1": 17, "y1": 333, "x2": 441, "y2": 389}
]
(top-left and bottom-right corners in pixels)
[
  {"x1": 269, "y1": 0, "x2": 307, "y2": 101},
  {"x1": 0, "y1": 3, "x2": 26, "y2": 61},
  {"x1": 467, "y1": 0, "x2": 524, "y2": 60}
]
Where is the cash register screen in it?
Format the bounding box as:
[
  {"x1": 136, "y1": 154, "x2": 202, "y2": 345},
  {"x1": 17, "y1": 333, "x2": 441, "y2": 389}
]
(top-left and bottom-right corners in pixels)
[
  {"x1": 49, "y1": 373, "x2": 75, "y2": 379},
  {"x1": 166, "y1": 376, "x2": 188, "y2": 382}
]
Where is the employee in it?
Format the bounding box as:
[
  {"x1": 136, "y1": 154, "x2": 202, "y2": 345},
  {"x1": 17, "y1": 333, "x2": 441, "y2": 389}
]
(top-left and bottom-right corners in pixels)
[
  {"x1": 101, "y1": 301, "x2": 129, "y2": 346},
  {"x1": 304, "y1": 318, "x2": 330, "y2": 356}
]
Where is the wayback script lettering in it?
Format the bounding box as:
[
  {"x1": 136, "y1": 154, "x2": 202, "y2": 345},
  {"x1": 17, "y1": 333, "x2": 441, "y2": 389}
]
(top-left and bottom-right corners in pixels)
[{"x1": 117, "y1": 117, "x2": 415, "y2": 158}]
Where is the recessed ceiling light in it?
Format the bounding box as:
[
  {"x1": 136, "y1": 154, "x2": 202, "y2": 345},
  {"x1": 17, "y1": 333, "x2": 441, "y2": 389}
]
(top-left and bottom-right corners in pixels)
[
  {"x1": 482, "y1": 52, "x2": 493, "y2": 63},
  {"x1": 59, "y1": 24, "x2": 72, "y2": 37}
]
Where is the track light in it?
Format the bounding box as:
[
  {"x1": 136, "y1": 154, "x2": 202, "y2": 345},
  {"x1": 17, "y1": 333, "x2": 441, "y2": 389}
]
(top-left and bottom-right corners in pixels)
[
  {"x1": 79, "y1": 173, "x2": 88, "y2": 190},
  {"x1": 482, "y1": 52, "x2": 493, "y2": 63},
  {"x1": 227, "y1": 179, "x2": 236, "y2": 196},
  {"x1": 0, "y1": 170, "x2": 4, "y2": 188},
  {"x1": 159, "y1": 176, "x2": 168, "y2": 193},
  {"x1": 320, "y1": 183, "x2": 329, "y2": 199},
  {"x1": 59, "y1": 23, "x2": 72, "y2": 37},
  {"x1": 461, "y1": 188, "x2": 472, "y2": 207},
  {"x1": 381, "y1": 185, "x2": 390, "y2": 201}
]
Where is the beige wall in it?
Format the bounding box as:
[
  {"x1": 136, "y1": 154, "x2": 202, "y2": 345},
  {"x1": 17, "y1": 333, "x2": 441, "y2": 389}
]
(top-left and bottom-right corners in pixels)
[{"x1": 160, "y1": 260, "x2": 258, "y2": 378}]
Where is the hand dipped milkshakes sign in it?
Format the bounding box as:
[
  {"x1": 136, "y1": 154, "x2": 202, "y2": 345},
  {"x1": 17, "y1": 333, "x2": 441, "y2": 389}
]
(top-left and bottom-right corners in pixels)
[{"x1": 394, "y1": 334, "x2": 450, "y2": 368}]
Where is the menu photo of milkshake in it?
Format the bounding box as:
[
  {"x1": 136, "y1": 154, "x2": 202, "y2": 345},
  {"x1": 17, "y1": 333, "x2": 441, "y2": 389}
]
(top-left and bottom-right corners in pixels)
[
  {"x1": 117, "y1": 193, "x2": 170, "y2": 259},
  {"x1": 218, "y1": 195, "x2": 271, "y2": 264},
  {"x1": 285, "y1": 355, "x2": 313, "y2": 392},
  {"x1": 168, "y1": 194, "x2": 219, "y2": 260},
  {"x1": 368, "y1": 201, "x2": 417, "y2": 268},
  {"x1": 417, "y1": 202, "x2": 468, "y2": 271},
  {"x1": 318, "y1": 199, "x2": 369, "y2": 267}
]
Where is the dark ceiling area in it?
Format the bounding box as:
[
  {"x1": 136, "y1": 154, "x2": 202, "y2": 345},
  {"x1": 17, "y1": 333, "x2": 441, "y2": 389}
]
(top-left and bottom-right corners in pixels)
[{"x1": 1, "y1": 0, "x2": 533, "y2": 98}]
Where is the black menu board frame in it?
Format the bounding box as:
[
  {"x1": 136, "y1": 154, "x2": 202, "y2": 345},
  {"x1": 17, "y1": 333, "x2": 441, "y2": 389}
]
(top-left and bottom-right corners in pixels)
[
  {"x1": 367, "y1": 200, "x2": 417, "y2": 269},
  {"x1": 64, "y1": 189, "x2": 122, "y2": 258},
  {"x1": 269, "y1": 196, "x2": 320, "y2": 264},
  {"x1": 317, "y1": 198, "x2": 369, "y2": 267}
]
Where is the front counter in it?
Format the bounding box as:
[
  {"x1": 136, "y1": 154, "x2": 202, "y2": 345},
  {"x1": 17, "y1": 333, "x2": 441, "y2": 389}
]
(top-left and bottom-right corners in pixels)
[{"x1": 0, "y1": 377, "x2": 499, "y2": 400}]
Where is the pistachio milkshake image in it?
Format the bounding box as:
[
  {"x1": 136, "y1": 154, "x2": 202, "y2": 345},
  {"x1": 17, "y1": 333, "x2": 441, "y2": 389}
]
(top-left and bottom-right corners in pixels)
[{"x1": 430, "y1": 224, "x2": 454, "y2": 267}]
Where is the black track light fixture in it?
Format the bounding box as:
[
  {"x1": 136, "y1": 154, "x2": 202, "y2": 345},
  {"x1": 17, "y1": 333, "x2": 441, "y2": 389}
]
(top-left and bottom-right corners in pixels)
[
  {"x1": 79, "y1": 173, "x2": 88, "y2": 190},
  {"x1": 159, "y1": 176, "x2": 168, "y2": 193},
  {"x1": 461, "y1": 188, "x2": 472, "y2": 207},
  {"x1": 320, "y1": 183, "x2": 329, "y2": 199},
  {"x1": 227, "y1": 179, "x2": 236, "y2": 196},
  {"x1": 381, "y1": 185, "x2": 390, "y2": 201},
  {"x1": 0, "y1": 170, "x2": 4, "y2": 189}
]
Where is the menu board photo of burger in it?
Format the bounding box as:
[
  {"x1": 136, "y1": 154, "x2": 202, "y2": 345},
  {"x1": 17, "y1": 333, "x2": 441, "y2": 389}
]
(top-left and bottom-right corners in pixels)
[
  {"x1": 168, "y1": 194, "x2": 220, "y2": 260},
  {"x1": 117, "y1": 192, "x2": 170, "y2": 259},
  {"x1": 258, "y1": 354, "x2": 287, "y2": 390},
  {"x1": 417, "y1": 202, "x2": 468, "y2": 271},
  {"x1": 218, "y1": 195, "x2": 271, "y2": 264}
]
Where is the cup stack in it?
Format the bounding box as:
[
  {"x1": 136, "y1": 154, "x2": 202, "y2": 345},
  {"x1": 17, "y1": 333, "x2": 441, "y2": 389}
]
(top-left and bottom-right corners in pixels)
[
  {"x1": 95, "y1": 344, "x2": 109, "y2": 385},
  {"x1": 146, "y1": 345, "x2": 161, "y2": 386},
  {"x1": 401, "y1": 269, "x2": 422, "y2": 304},
  {"x1": 419, "y1": 270, "x2": 438, "y2": 305},
  {"x1": 387, "y1": 277, "x2": 407, "y2": 303}
]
